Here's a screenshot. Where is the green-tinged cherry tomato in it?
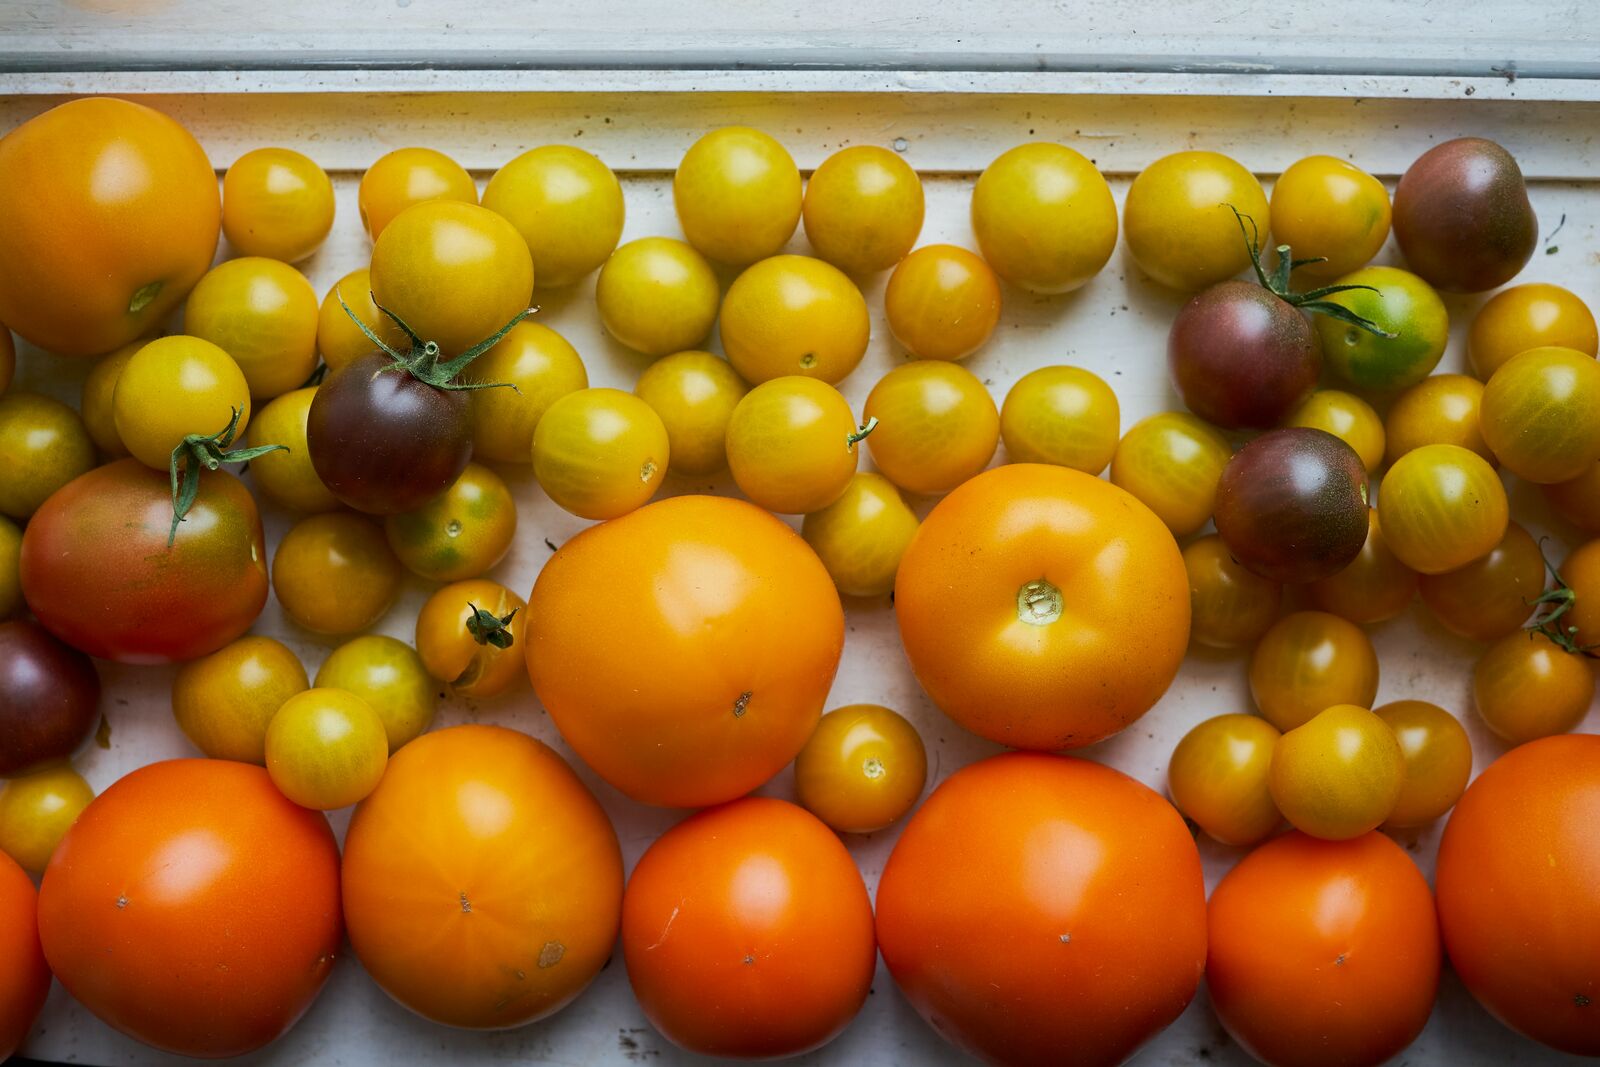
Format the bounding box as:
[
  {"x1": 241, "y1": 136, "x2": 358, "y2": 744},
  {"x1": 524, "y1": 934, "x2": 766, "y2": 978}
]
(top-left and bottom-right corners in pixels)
[
  {"x1": 1250, "y1": 610, "x2": 1380, "y2": 732},
  {"x1": 316, "y1": 267, "x2": 406, "y2": 372},
  {"x1": 1286, "y1": 390, "x2": 1384, "y2": 473},
  {"x1": 80, "y1": 338, "x2": 144, "y2": 458},
  {"x1": 0, "y1": 392, "x2": 94, "y2": 519},
  {"x1": 971, "y1": 143, "x2": 1117, "y2": 294},
  {"x1": 247, "y1": 386, "x2": 339, "y2": 513},
  {"x1": 801, "y1": 472, "x2": 920, "y2": 599},
  {"x1": 1378, "y1": 443, "x2": 1508, "y2": 574},
  {"x1": 1269, "y1": 704, "x2": 1404, "y2": 840},
  {"x1": 1474, "y1": 630, "x2": 1596, "y2": 745},
  {"x1": 414, "y1": 579, "x2": 527, "y2": 699},
  {"x1": 0, "y1": 517, "x2": 19, "y2": 618},
  {"x1": 596, "y1": 237, "x2": 720, "y2": 357},
  {"x1": 265, "y1": 688, "x2": 388, "y2": 810},
  {"x1": 385, "y1": 462, "x2": 515, "y2": 582},
  {"x1": 463, "y1": 322, "x2": 587, "y2": 463},
  {"x1": 1480, "y1": 346, "x2": 1600, "y2": 484},
  {"x1": 1307, "y1": 509, "x2": 1418, "y2": 624},
  {"x1": 673, "y1": 126, "x2": 801, "y2": 266},
  {"x1": 482, "y1": 145, "x2": 624, "y2": 288},
  {"x1": 863, "y1": 361, "x2": 999, "y2": 496},
  {"x1": 1469, "y1": 282, "x2": 1598, "y2": 380},
  {"x1": 634, "y1": 350, "x2": 748, "y2": 476},
  {"x1": 999, "y1": 365, "x2": 1119, "y2": 474},
  {"x1": 1375, "y1": 700, "x2": 1472, "y2": 828},
  {"x1": 1418, "y1": 521, "x2": 1544, "y2": 642},
  {"x1": 884, "y1": 245, "x2": 1001, "y2": 362},
  {"x1": 358, "y1": 147, "x2": 478, "y2": 242},
  {"x1": 272, "y1": 512, "x2": 402, "y2": 635},
  {"x1": 114, "y1": 335, "x2": 252, "y2": 471},
  {"x1": 0, "y1": 763, "x2": 93, "y2": 874},
  {"x1": 1167, "y1": 713, "x2": 1282, "y2": 847},
  {"x1": 726, "y1": 376, "x2": 863, "y2": 514},
  {"x1": 1110, "y1": 411, "x2": 1232, "y2": 538},
  {"x1": 1544, "y1": 461, "x2": 1600, "y2": 535},
  {"x1": 1316, "y1": 266, "x2": 1448, "y2": 392},
  {"x1": 720, "y1": 254, "x2": 870, "y2": 384},
  {"x1": 1268, "y1": 155, "x2": 1391, "y2": 281},
  {"x1": 222, "y1": 147, "x2": 335, "y2": 263},
  {"x1": 794, "y1": 704, "x2": 927, "y2": 834},
  {"x1": 1561, "y1": 538, "x2": 1600, "y2": 650},
  {"x1": 532, "y1": 388, "x2": 668, "y2": 520},
  {"x1": 1184, "y1": 535, "x2": 1282, "y2": 649},
  {"x1": 314, "y1": 634, "x2": 437, "y2": 752},
  {"x1": 1123, "y1": 150, "x2": 1268, "y2": 291},
  {"x1": 802, "y1": 145, "x2": 924, "y2": 275},
  {"x1": 184, "y1": 257, "x2": 319, "y2": 400},
  {"x1": 172, "y1": 635, "x2": 310, "y2": 764},
  {"x1": 1384, "y1": 373, "x2": 1493, "y2": 466}
]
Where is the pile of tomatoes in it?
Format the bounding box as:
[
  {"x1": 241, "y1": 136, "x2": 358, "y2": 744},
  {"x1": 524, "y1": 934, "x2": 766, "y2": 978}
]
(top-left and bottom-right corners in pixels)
[{"x1": 0, "y1": 93, "x2": 1598, "y2": 1067}]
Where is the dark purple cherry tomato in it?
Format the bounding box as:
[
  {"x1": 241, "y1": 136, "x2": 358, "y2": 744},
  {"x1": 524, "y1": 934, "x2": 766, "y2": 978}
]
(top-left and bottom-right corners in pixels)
[
  {"x1": 1168, "y1": 280, "x2": 1320, "y2": 430},
  {"x1": 1392, "y1": 138, "x2": 1537, "y2": 294},
  {"x1": 0, "y1": 619, "x2": 100, "y2": 775}
]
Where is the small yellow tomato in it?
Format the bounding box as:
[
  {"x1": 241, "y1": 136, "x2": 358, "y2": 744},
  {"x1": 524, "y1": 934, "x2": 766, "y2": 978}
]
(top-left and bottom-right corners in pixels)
[
  {"x1": 1268, "y1": 155, "x2": 1391, "y2": 281},
  {"x1": 385, "y1": 462, "x2": 516, "y2": 582},
  {"x1": 1480, "y1": 346, "x2": 1600, "y2": 484},
  {"x1": 674, "y1": 126, "x2": 801, "y2": 266},
  {"x1": 1110, "y1": 411, "x2": 1232, "y2": 538},
  {"x1": 719, "y1": 255, "x2": 870, "y2": 384},
  {"x1": 595, "y1": 237, "x2": 721, "y2": 358},
  {"x1": 1286, "y1": 390, "x2": 1384, "y2": 474},
  {"x1": 0, "y1": 763, "x2": 94, "y2": 874},
  {"x1": 1418, "y1": 521, "x2": 1545, "y2": 643},
  {"x1": 1269, "y1": 704, "x2": 1405, "y2": 840},
  {"x1": 1374, "y1": 700, "x2": 1472, "y2": 828},
  {"x1": 633, "y1": 350, "x2": 748, "y2": 476},
  {"x1": 1250, "y1": 611, "x2": 1380, "y2": 732},
  {"x1": 246, "y1": 386, "x2": 339, "y2": 513},
  {"x1": 971, "y1": 142, "x2": 1118, "y2": 294},
  {"x1": 171, "y1": 635, "x2": 310, "y2": 763},
  {"x1": 801, "y1": 472, "x2": 920, "y2": 598},
  {"x1": 801, "y1": 145, "x2": 924, "y2": 275},
  {"x1": 0, "y1": 392, "x2": 95, "y2": 519},
  {"x1": 185, "y1": 257, "x2": 319, "y2": 400},
  {"x1": 1378, "y1": 444, "x2": 1508, "y2": 574},
  {"x1": 272, "y1": 512, "x2": 403, "y2": 635},
  {"x1": 1184, "y1": 534, "x2": 1282, "y2": 649},
  {"x1": 358, "y1": 146, "x2": 478, "y2": 242},
  {"x1": 999, "y1": 365, "x2": 1119, "y2": 474},
  {"x1": 1384, "y1": 373, "x2": 1492, "y2": 466},
  {"x1": 462, "y1": 322, "x2": 587, "y2": 463},
  {"x1": 532, "y1": 388, "x2": 668, "y2": 520},
  {"x1": 1167, "y1": 714, "x2": 1283, "y2": 846},
  {"x1": 1124, "y1": 150, "x2": 1268, "y2": 291},
  {"x1": 1543, "y1": 461, "x2": 1600, "y2": 535},
  {"x1": 725, "y1": 376, "x2": 863, "y2": 514},
  {"x1": 221, "y1": 147, "x2": 336, "y2": 263},
  {"x1": 80, "y1": 338, "x2": 145, "y2": 457},
  {"x1": 482, "y1": 145, "x2": 625, "y2": 288},
  {"x1": 1474, "y1": 630, "x2": 1596, "y2": 745},
  {"x1": 113, "y1": 336, "x2": 252, "y2": 470},
  {"x1": 265, "y1": 688, "x2": 389, "y2": 810},
  {"x1": 863, "y1": 361, "x2": 999, "y2": 495},
  {"x1": 314, "y1": 634, "x2": 437, "y2": 752},
  {"x1": 884, "y1": 244, "x2": 1001, "y2": 362},
  {"x1": 1307, "y1": 509, "x2": 1418, "y2": 625},
  {"x1": 1469, "y1": 282, "x2": 1598, "y2": 380},
  {"x1": 414, "y1": 579, "x2": 528, "y2": 699},
  {"x1": 316, "y1": 267, "x2": 407, "y2": 372},
  {"x1": 794, "y1": 704, "x2": 927, "y2": 834},
  {"x1": 0, "y1": 516, "x2": 20, "y2": 618}
]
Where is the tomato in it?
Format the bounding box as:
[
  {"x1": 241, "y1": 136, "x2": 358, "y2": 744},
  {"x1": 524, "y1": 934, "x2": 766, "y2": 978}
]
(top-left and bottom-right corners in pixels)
[
  {"x1": 673, "y1": 126, "x2": 801, "y2": 266},
  {"x1": 595, "y1": 237, "x2": 721, "y2": 357},
  {"x1": 1167, "y1": 713, "x2": 1282, "y2": 846},
  {"x1": 246, "y1": 386, "x2": 340, "y2": 512},
  {"x1": 896, "y1": 464, "x2": 1188, "y2": 749},
  {"x1": 0, "y1": 392, "x2": 95, "y2": 519},
  {"x1": 1207, "y1": 831, "x2": 1440, "y2": 1067},
  {"x1": 532, "y1": 387, "x2": 668, "y2": 520},
  {"x1": 1123, "y1": 150, "x2": 1268, "y2": 291},
  {"x1": 1169, "y1": 279, "x2": 1322, "y2": 432},
  {"x1": 265, "y1": 688, "x2": 388, "y2": 810},
  {"x1": 272, "y1": 511, "x2": 402, "y2": 635},
  {"x1": 1418, "y1": 521, "x2": 1545, "y2": 642},
  {"x1": 801, "y1": 144, "x2": 924, "y2": 275},
  {"x1": 0, "y1": 517, "x2": 19, "y2": 619},
  {"x1": 970, "y1": 141, "x2": 1117, "y2": 294},
  {"x1": 1384, "y1": 372, "x2": 1493, "y2": 465},
  {"x1": 1469, "y1": 282, "x2": 1598, "y2": 380},
  {"x1": 0, "y1": 851, "x2": 49, "y2": 1061},
  {"x1": 1270, "y1": 703, "x2": 1404, "y2": 840},
  {"x1": 1286, "y1": 389, "x2": 1384, "y2": 473},
  {"x1": 1545, "y1": 460, "x2": 1600, "y2": 535},
  {"x1": 385, "y1": 462, "x2": 515, "y2": 582},
  {"x1": 1563, "y1": 537, "x2": 1600, "y2": 649},
  {"x1": 726, "y1": 376, "x2": 863, "y2": 514},
  {"x1": 1306, "y1": 508, "x2": 1418, "y2": 624},
  {"x1": 634, "y1": 349, "x2": 747, "y2": 476},
  {"x1": 79, "y1": 338, "x2": 144, "y2": 458},
  {"x1": 1183, "y1": 534, "x2": 1282, "y2": 649},
  {"x1": 221, "y1": 147, "x2": 335, "y2": 263},
  {"x1": 800, "y1": 471, "x2": 919, "y2": 598},
  {"x1": 184, "y1": 256, "x2": 319, "y2": 399},
  {"x1": 358, "y1": 146, "x2": 478, "y2": 242},
  {"x1": 315, "y1": 266, "x2": 406, "y2": 372},
  {"x1": 878, "y1": 752, "x2": 1205, "y2": 1065},
  {"x1": 884, "y1": 244, "x2": 1002, "y2": 361},
  {"x1": 794, "y1": 704, "x2": 926, "y2": 833},
  {"x1": 1375, "y1": 699, "x2": 1472, "y2": 827},
  {"x1": 719, "y1": 254, "x2": 869, "y2": 384},
  {"x1": 1436, "y1": 735, "x2": 1600, "y2": 1054},
  {"x1": 1481, "y1": 345, "x2": 1600, "y2": 483},
  {"x1": 0, "y1": 97, "x2": 219, "y2": 356},
  {"x1": 622, "y1": 797, "x2": 874, "y2": 1057},
  {"x1": 463, "y1": 321, "x2": 587, "y2": 463},
  {"x1": 1109, "y1": 411, "x2": 1232, "y2": 538},
  {"x1": 414, "y1": 579, "x2": 528, "y2": 699},
  {"x1": 1378, "y1": 443, "x2": 1508, "y2": 574},
  {"x1": 0, "y1": 763, "x2": 94, "y2": 874},
  {"x1": 1249, "y1": 610, "x2": 1379, "y2": 731},
  {"x1": 342, "y1": 724, "x2": 623, "y2": 1027},
  {"x1": 1268, "y1": 155, "x2": 1392, "y2": 280},
  {"x1": 0, "y1": 620, "x2": 100, "y2": 775},
  {"x1": 1474, "y1": 630, "x2": 1595, "y2": 745},
  {"x1": 21, "y1": 461, "x2": 268, "y2": 663},
  {"x1": 314, "y1": 635, "x2": 437, "y2": 752},
  {"x1": 114, "y1": 335, "x2": 253, "y2": 470},
  {"x1": 482, "y1": 144, "x2": 623, "y2": 287},
  {"x1": 1315, "y1": 266, "x2": 1449, "y2": 391},
  {"x1": 527, "y1": 496, "x2": 843, "y2": 807},
  {"x1": 862, "y1": 360, "x2": 999, "y2": 495},
  {"x1": 999, "y1": 364, "x2": 1119, "y2": 474},
  {"x1": 172, "y1": 634, "x2": 309, "y2": 764}
]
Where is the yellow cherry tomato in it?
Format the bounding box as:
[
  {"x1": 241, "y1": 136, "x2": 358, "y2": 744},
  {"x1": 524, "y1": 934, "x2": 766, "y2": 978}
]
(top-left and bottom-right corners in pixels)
[
  {"x1": 1109, "y1": 411, "x2": 1232, "y2": 538},
  {"x1": 1378, "y1": 443, "x2": 1508, "y2": 574},
  {"x1": 246, "y1": 386, "x2": 339, "y2": 513},
  {"x1": 801, "y1": 145, "x2": 924, "y2": 275},
  {"x1": 1249, "y1": 610, "x2": 1380, "y2": 732},
  {"x1": 80, "y1": 338, "x2": 145, "y2": 458},
  {"x1": 725, "y1": 376, "x2": 863, "y2": 514},
  {"x1": 221, "y1": 147, "x2": 335, "y2": 263},
  {"x1": 482, "y1": 145, "x2": 625, "y2": 288},
  {"x1": 272, "y1": 512, "x2": 402, "y2": 635},
  {"x1": 673, "y1": 126, "x2": 801, "y2": 266},
  {"x1": 1384, "y1": 373, "x2": 1493, "y2": 466},
  {"x1": 794, "y1": 704, "x2": 927, "y2": 834},
  {"x1": 316, "y1": 267, "x2": 407, "y2": 373},
  {"x1": 595, "y1": 237, "x2": 720, "y2": 358},
  {"x1": 1184, "y1": 534, "x2": 1282, "y2": 650},
  {"x1": 719, "y1": 255, "x2": 870, "y2": 385},
  {"x1": 1124, "y1": 150, "x2": 1268, "y2": 292},
  {"x1": 1267, "y1": 155, "x2": 1391, "y2": 281},
  {"x1": 1286, "y1": 390, "x2": 1384, "y2": 474},
  {"x1": 1545, "y1": 461, "x2": 1600, "y2": 535},
  {"x1": 0, "y1": 392, "x2": 95, "y2": 519},
  {"x1": 359, "y1": 146, "x2": 478, "y2": 242},
  {"x1": 113, "y1": 335, "x2": 252, "y2": 470},
  {"x1": 884, "y1": 244, "x2": 1002, "y2": 362},
  {"x1": 1469, "y1": 282, "x2": 1598, "y2": 380},
  {"x1": 801, "y1": 471, "x2": 920, "y2": 599},
  {"x1": 1269, "y1": 704, "x2": 1405, "y2": 840},
  {"x1": 1418, "y1": 521, "x2": 1545, "y2": 642},
  {"x1": 414, "y1": 579, "x2": 528, "y2": 699},
  {"x1": 314, "y1": 634, "x2": 437, "y2": 752},
  {"x1": 385, "y1": 462, "x2": 516, "y2": 582},
  {"x1": 1307, "y1": 509, "x2": 1418, "y2": 625},
  {"x1": 971, "y1": 142, "x2": 1118, "y2": 294},
  {"x1": 462, "y1": 321, "x2": 587, "y2": 464},
  {"x1": 266, "y1": 687, "x2": 389, "y2": 810},
  {"x1": 0, "y1": 516, "x2": 20, "y2": 618},
  {"x1": 1167, "y1": 714, "x2": 1283, "y2": 847},
  {"x1": 185, "y1": 257, "x2": 319, "y2": 400},
  {"x1": 999, "y1": 365, "x2": 1119, "y2": 474},
  {"x1": 532, "y1": 387, "x2": 668, "y2": 520},
  {"x1": 0, "y1": 763, "x2": 94, "y2": 874},
  {"x1": 633, "y1": 350, "x2": 748, "y2": 476},
  {"x1": 863, "y1": 361, "x2": 999, "y2": 496},
  {"x1": 171, "y1": 635, "x2": 310, "y2": 764},
  {"x1": 1474, "y1": 630, "x2": 1596, "y2": 745},
  {"x1": 1480, "y1": 346, "x2": 1600, "y2": 484},
  {"x1": 1374, "y1": 700, "x2": 1472, "y2": 828}
]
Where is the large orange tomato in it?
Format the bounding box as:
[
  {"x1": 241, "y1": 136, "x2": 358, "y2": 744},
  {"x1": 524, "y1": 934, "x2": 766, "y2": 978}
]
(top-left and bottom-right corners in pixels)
[
  {"x1": 1207, "y1": 831, "x2": 1440, "y2": 1067},
  {"x1": 0, "y1": 97, "x2": 220, "y2": 356},
  {"x1": 0, "y1": 851, "x2": 49, "y2": 1061},
  {"x1": 1436, "y1": 734, "x2": 1600, "y2": 1055},
  {"x1": 342, "y1": 724, "x2": 623, "y2": 1029},
  {"x1": 36, "y1": 759, "x2": 341, "y2": 1058},
  {"x1": 526, "y1": 496, "x2": 844, "y2": 807},
  {"x1": 876, "y1": 752, "x2": 1206, "y2": 1067},
  {"x1": 621, "y1": 797, "x2": 874, "y2": 1058},
  {"x1": 894, "y1": 463, "x2": 1188, "y2": 750}
]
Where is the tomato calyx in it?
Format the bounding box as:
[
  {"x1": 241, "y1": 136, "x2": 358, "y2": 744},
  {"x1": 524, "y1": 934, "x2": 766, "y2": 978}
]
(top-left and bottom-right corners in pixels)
[
  {"x1": 1228, "y1": 205, "x2": 1394, "y2": 338},
  {"x1": 336, "y1": 288, "x2": 534, "y2": 392},
  {"x1": 127, "y1": 280, "x2": 163, "y2": 315},
  {"x1": 847, "y1": 416, "x2": 879, "y2": 450},
  {"x1": 464, "y1": 602, "x2": 518, "y2": 650},
  {"x1": 1527, "y1": 537, "x2": 1598, "y2": 656},
  {"x1": 1016, "y1": 577, "x2": 1064, "y2": 626},
  {"x1": 167, "y1": 406, "x2": 285, "y2": 546}
]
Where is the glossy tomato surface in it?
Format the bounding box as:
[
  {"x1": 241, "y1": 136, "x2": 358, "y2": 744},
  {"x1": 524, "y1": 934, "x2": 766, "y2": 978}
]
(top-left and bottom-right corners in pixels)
[{"x1": 0, "y1": 851, "x2": 50, "y2": 1061}]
